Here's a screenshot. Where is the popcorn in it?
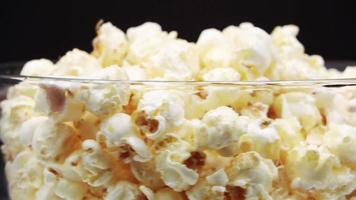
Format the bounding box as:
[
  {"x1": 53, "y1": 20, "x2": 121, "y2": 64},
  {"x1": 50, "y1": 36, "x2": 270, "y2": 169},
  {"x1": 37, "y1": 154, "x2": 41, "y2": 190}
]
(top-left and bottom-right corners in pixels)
[
  {"x1": 272, "y1": 117, "x2": 303, "y2": 149},
  {"x1": 273, "y1": 92, "x2": 322, "y2": 131},
  {"x1": 342, "y1": 66, "x2": 356, "y2": 78},
  {"x1": 238, "y1": 120, "x2": 281, "y2": 160},
  {"x1": 155, "y1": 140, "x2": 199, "y2": 192},
  {"x1": 139, "y1": 185, "x2": 155, "y2": 200},
  {"x1": 225, "y1": 151, "x2": 278, "y2": 200},
  {"x1": 127, "y1": 22, "x2": 199, "y2": 80},
  {"x1": 122, "y1": 65, "x2": 147, "y2": 80},
  {"x1": 19, "y1": 116, "x2": 49, "y2": 147},
  {"x1": 74, "y1": 111, "x2": 100, "y2": 140},
  {"x1": 88, "y1": 65, "x2": 128, "y2": 80},
  {"x1": 324, "y1": 124, "x2": 356, "y2": 168},
  {"x1": 92, "y1": 22, "x2": 128, "y2": 66},
  {"x1": 0, "y1": 96, "x2": 36, "y2": 158},
  {"x1": 268, "y1": 25, "x2": 330, "y2": 80},
  {"x1": 131, "y1": 159, "x2": 165, "y2": 189},
  {"x1": 54, "y1": 178, "x2": 87, "y2": 200},
  {"x1": 136, "y1": 90, "x2": 185, "y2": 140},
  {"x1": 155, "y1": 188, "x2": 186, "y2": 200},
  {"x1": 271, "y1": 25, "x2": 304, "y2": 59},
  {"x1": 100, "y1": 113, "x2": 137, "y2": 145},
  {"x1": 53, "y1": 48, "x2": 101, "y2": 76},
  {"x1": 5, "y1": 150, "x2": 43, "y2": 200},
  {"x1": 240, "y1": 102, "x2": 270, "y2": 119},
  {"x1": 75, "y1": 81, "x2": 130, "y2": 115},
  {"x1": 36, "y1": 168, "x2": 87, "y2": 200},
  {"x1": 202, "y1": 67, "x2": 240, "y2": 81},
  {"x1": 223, "y1": 23, "x2": 273, "y2": 79},
  {"x1": 31, "y1": 118, "x2": 80, "y2": 161},
  {"x1": 186, "y1": 179, "x2": 226, "y2": 200},
  {"x1": 99, "y1": 112, "x2": 151, "y2": 162},
  {"x1": 188, "y1": 75, "x2": 251, "y2": 118},
  {"x1": 6, "y1": 82, "x2": 39, "y2": 99},
  {"x1": 196, "y1": 28, "x2": 236, "y2": 69},
  {"x1": 104, "y1": 181, "x2": 142, "y2": 200},
  {"x1": 34, "y1": 84, "x2": 85, "y2": 122},
  {"x1": 198, "y1": 106, "x2": 246, "y2": 156},
  {"x1": 268, "y1": 55, "x2": 328, "y2": 80},
  {"x1": 20, "y1": 59, "x2": 55, "y2": 76},
  {"x1": 285, "y1": 144, "x2": 356, "y2": 198},
  {"x1": 206, "y1": 169, "x2": 229, "y2": 186},
  {"x1": 2, "y1": 21, "x2": 356, "y2": 200},
  {"x1": 0, "y1": 96, "x2": 35, "y2": 133}
]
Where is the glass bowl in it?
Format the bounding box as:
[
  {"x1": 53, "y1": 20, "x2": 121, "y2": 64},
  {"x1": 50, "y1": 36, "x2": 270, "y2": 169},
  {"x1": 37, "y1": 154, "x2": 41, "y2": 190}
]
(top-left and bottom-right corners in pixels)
[{"x1": 0, "y1": 65, "x2": 356, "y2": 200}]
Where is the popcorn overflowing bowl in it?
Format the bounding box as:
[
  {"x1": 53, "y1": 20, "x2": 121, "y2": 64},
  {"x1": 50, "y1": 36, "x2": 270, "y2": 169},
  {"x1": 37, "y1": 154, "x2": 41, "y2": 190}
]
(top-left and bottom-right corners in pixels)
[{"x1": 0, "y1": 22, "x2": 355, "y2": 200}]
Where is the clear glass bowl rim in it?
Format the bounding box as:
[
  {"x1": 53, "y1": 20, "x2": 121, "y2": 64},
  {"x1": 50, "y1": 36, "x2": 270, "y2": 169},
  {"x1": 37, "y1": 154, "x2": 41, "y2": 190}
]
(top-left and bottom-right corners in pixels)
[{"x1": 1, "y1": 74, "x2": 356, "y2": 87}]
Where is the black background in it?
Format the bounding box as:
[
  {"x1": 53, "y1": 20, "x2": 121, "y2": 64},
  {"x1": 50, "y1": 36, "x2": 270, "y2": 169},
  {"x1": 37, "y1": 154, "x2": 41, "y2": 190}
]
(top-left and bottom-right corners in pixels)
[{"x1": 1, "y1": 0, "x2": 356, "y2": 64}]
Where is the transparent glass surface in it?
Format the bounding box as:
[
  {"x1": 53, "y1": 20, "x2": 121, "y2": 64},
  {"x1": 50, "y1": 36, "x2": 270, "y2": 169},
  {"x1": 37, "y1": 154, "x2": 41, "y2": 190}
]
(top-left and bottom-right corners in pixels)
[{"x1": 0, "y1": 66, "x2": 355, "y2": 199}]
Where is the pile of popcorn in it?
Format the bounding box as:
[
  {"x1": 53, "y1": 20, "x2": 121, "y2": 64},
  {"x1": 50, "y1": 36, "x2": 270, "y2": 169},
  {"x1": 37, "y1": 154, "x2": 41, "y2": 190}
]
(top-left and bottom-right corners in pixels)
[{"x1": 1, "y1": 22, "x2": 356, "y2": 200}]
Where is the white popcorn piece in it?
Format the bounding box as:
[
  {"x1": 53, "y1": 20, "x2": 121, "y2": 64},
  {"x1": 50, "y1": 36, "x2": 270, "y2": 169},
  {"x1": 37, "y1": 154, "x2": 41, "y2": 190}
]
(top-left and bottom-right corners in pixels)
[
  {"x1": 75, "y1": 82, "x2": 130, "y2": 115},
  {"x1": 6, "y1": 81, "x2": 39, "y2": 99},
  {"x1": 88, "y1": 64, "x2": 128, "y2": 80},
  {"x1": 155, "y1": 188, "x2": 186, "y2": 200},
  {"x1": 53, "y1": 48, "x2": 102, "y2": 76},
  {"x1": 100, "y1": 112, "x2": 151, "y2": 162},
  {"x1": 36, "y1": 168, "x2": 87, "y2": 200},
  {"x1": 100, "y1": 113, "x2": 137, "y2": 146},
  {"x1": 198, "y1": 106, "x2": 245, "y2": 156},
  {"x1": 187, "y1": 80, "x2": 251, "y2": 119},
  {"x1": 81, "y1": 139, "x2": 112, "y2": 170},
  {"x1": 131, "y1": 159, "x2": 165, "y2": 190},
  {"x1": 186, "y1": 179, "x2": 226, "y2": 200},
  {"x1": 240, "y1": 102, "x2": 270, "y2": 119},
  {"x1": 34, "y1": 84, "x2": 85, "y2": 122},
  {"x1": 206, "y1": 169, "x2": 229, "y2": 186},
  {"x1": 104, "y1": 181, "x2": 141, "y2": 200},
  {"x1": 35, "y1": 169, "x2": 61, "y2": 200},
  {"x1": 0, "y1": 96, "x2": 35, "y2": 134},
  {"x1": 92, "y1": 22, "x2": 128, "y2": 66},
  {"x1": 286, "y1": 144, "x2": 356, "y2": 198},
  {"x1": 238, "y1": 120, "x2": 281, "y2": 160},
  {"x1": 223, "y1": 23, "x2": 273, "y2": 79},
  {"x1": 272, "y1": 117, "x2": 303, "y2": 149},
  {"x1": 54, "y1": 178, "x2": 87, "y2": 200},
  {"x1": 225, "y1": 151, "x2": 278, "y2": 200},
  {"x1": 196, "y1": 28, "x2": 236, "y2": 69},
  {"x1": 127, "y1": 22, "x2": 199, "y2": 80},
  {"x1": 324, "y1": 124, "x2": 356, "y2": 168},
  {"x1": 155, "y1": 140, "x2": 199, "y2": 192},
  {"x1": 136, "y1": 90, "x2": 185, "y2": 140},
  {"x1": 126, "y1": 22, "x2": 177, "y2": 64},
  {"x1": 273, "y1": 92, "x2": 322, "y2": 131},
  {"x1": 271, "y1": 25, "x2": 304, "y2": 60},
  {"x1": 139, "y1": 185, "x2": 155, "y2": 200},
  {"x1": 79, "y1": 140, "x2": 114, "y2": 187},
  {"x1": 202, "y1": 67, "x2": 240, "y2": 81},
  {"x1": 32, "y1": 118, "x2": 79, "y2": 161},
  {"x1": 5, "y1": 150, "x2": 44, "y2": 200},
  {"x1": 19, "y1": 116, "x2": 49, "y2": 147},
  {"x1": 268, "y1": 55, "x2": 328, "y2": 80},
  {"x1": 342, "y1": 66, "x2": 356, "y2": 78},
  {"x1": 20, "y1": 59, "x2": 55, "y2": 76},
  {"x1": 122, "y1": 65, "x2": 147, "y2": 80}
]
